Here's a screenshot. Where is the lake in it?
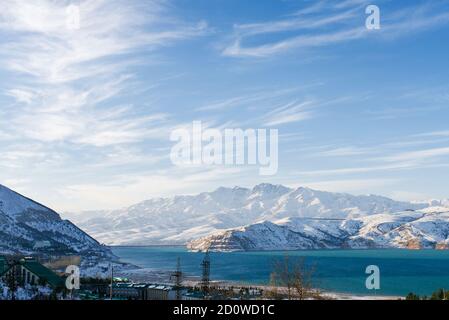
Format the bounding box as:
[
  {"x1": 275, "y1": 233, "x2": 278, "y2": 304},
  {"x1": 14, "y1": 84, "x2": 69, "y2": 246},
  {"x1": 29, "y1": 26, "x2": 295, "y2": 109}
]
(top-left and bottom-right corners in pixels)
[{"x1": 111, "y1": 246, "x2": 449, "y2": 297}]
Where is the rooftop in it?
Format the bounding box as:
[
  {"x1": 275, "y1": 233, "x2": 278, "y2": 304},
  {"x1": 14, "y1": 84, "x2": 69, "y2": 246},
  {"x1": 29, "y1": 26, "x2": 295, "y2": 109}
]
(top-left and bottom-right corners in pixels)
[
  {"x1": 0, "y1": 256, "x2": 64, "y2": 288},
  {"x1": 112, "y1": 282, "x2": 174, "y2": 291}
]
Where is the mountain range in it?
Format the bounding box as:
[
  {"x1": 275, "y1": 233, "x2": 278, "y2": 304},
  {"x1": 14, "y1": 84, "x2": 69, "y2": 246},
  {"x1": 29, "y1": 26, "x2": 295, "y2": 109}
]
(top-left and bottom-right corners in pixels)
[
  {"x1": 2, "y1": 182, "x2": 449, "y2": 254},
  {"x1": 188, "y1": 207, "x2": 449, "y2": 251},
  {"x1": 64, "y1": 183, "x2": 449, "y2": 250}
]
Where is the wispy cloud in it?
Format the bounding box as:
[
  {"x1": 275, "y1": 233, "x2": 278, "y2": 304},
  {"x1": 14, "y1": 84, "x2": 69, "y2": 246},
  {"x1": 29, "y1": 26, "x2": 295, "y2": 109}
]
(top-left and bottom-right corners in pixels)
[
  {"x1": 303, "y1": 178, "x2": 397, "y2": 194},
  {"x1": 415, "y1": 130, "x2": 449, "y2": 138},
  {"x1": 0, "y1": 0, "x2": 207, "y2": 147},
  {"x1": 262, "y1": 100, "x2": 314, "y2": 126},
  {"x1": 222, "y1": 0, "x2": 449, "y2": 58},
  {"x1": 315, "y1": 146, "x2": 374, "y2": 157},
  {"x1": 223, "y1": 27, "x2": 366, "y2": 58},
  {"x1": 195, "y1": 87, "x2": 313, "y2": 112},
  {"x1": 0, "y1": 0, "x2": 210, "y2": 210},
  {"x1": 379, "y1": 146, "x2": 449, "y2": 163},
  {"x1": 59, "y1": 166, "x2": 247, "y2": 210},
  {"x1": 0, "y1": 0, "x2": 207, "y2": 83},
  {"x1": 296, "y1": 140, "x2": 449, "y2": 179},
  {"x1": 296, "y1": 163, "x2": 416, "y2": 177}
]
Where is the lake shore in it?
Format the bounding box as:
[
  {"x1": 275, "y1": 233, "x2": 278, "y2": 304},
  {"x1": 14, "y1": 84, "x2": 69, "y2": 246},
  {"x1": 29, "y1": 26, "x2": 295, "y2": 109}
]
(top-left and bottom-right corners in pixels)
[{"x1": 115, "y1": 267, "x2": 403, "y2": 300}]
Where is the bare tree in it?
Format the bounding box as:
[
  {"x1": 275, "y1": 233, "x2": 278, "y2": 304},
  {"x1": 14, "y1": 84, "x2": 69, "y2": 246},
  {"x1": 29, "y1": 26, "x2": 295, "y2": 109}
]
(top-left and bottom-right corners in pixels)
[
  {"x1": 264, "y1": 272, "x2": 282, "y2": 300},
  {"x1": 268, "y1": 255, "x2": 319, "y2": 300}
]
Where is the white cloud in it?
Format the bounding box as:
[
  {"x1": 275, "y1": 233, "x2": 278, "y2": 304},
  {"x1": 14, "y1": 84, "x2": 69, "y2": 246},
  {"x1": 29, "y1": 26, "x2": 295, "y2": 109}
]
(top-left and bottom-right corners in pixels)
[
  {"x1": 223, "y1": 27, "x2": 366, "y2": 58},
  {"x1": 301, "y1": 178, "x2": 397, "y2": 194},
  {"x1": 315, "y1": 146, "x2": 373, "y2": 157},
  {"x1": 0, "y1": 0, "x2": 207, "y2": 82},
  {"x1": 0, "y1": 0, "x2": 211, "y2": 211},
  {"x1": 222, "y1": 0, "x2": 449, "y2": 58},
  {"x1": 262, "y1": 100, "x2": 314, "y2": 126},
  {"x1": 58, "y1": 166, "x2": 246, "y2": 211},
  {"x1": 296, "y1": 163, "x2": 416, "y2": 177},
  {"x1": 388, "y1": 190, "x2": 433, "y2": 202},
  {"x1": 295, "y1": 135, "x2": 449, "y2": 179},
  {"x1": 380, "y1": 146, "x2": 449, "y2": 163},
  {"x1": 415, "y1": 130, "x2": 449, "y2": 138},
  {"x1": 195, "y1": 87, "x2": 305, "y2": 112},
  {"x1": 0, "y1": 0, "x2": 206, "y2": 147}
]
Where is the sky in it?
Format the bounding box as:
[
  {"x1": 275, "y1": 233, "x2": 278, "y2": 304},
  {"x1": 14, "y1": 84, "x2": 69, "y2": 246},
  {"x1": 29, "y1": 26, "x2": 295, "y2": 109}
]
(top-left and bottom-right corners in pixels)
[{"x1": 0, "y1": 0, "x2": 449, "y2": 212}]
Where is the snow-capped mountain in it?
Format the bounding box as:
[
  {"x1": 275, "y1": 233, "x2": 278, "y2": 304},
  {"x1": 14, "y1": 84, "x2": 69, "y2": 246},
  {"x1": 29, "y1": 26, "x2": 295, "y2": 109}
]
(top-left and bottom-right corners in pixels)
[
  {"x1": 419, "y1": 199, "x2": 449, "y2": 208},
  {"x1": 187, "y1": 207, "x2": 449, "y2": 251},
  {"x1": 0, "y1": 184, "x2": 114, "y2": 260},
  {"x1": 67, "y1": 183, "x2": 429, "y2": 246}
]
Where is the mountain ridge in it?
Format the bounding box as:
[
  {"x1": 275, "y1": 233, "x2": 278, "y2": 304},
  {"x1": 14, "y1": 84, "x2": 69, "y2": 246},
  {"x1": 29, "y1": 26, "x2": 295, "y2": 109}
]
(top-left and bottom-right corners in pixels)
[
  {"x1": 65, "y1": 183, "x2": 435, "y2": 246},
  {"x1": 0, "y1": 184, "x2": 117, "y2": 275},
  {"x1": 187, "y1": 207, "x2": 449, "y2": 251}
]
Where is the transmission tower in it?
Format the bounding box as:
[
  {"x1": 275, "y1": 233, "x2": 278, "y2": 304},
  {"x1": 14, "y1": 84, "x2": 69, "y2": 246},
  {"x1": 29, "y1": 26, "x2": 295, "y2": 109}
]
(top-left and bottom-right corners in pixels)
[
  {"x1": 200, "y1": 251, "x2": 210, "y2": 297},
  {"x1": 170, "y1": 257, "x2": 183, "y2": 300}
]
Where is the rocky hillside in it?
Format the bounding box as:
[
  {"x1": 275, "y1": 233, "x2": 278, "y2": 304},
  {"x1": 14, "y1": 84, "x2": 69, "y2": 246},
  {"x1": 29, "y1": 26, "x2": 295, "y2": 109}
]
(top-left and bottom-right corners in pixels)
[
  {"x1": 0, "y1": 184, "x2": 115, "y2": 262},
  {"x1": 187, "y1": 207, "x2": 449, "y2": 251}
]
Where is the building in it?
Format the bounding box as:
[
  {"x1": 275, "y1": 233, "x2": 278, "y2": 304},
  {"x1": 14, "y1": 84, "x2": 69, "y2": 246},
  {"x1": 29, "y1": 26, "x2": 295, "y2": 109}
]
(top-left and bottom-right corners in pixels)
[
  {"x1": 112, "y1": 283, "x2": 146, "y2": 300},
  {"x1": 146, "y1": 284, "x2": 177, "y2": 300},
  {"x1": 111, "y1": 282, "x2": 179, "y2": 300},
  {"x1": 0, "y1": 256, "x2": 64, "y2": 289},
  {"x1": 181, "y1": 291, "x2": 205, "y2": 300}
]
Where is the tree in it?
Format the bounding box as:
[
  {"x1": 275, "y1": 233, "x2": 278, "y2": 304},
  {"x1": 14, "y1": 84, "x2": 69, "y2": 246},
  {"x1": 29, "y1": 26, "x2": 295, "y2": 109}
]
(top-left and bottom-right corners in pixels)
[
  {"x1": 268, "y1": 255, "x2": 318, "y2": 300},
  {"x1": 406, "y1": 289, "x2": 448, "y2": 300},
  {"x1": 405, "y1": 292, "x2": 420, "y2": 300},
  {"x1": 430, "y1": 288, "x2": 448, "y2": 300},
  {"x1": 264, "y1": 272, "x2": 282, "y2": 300}
]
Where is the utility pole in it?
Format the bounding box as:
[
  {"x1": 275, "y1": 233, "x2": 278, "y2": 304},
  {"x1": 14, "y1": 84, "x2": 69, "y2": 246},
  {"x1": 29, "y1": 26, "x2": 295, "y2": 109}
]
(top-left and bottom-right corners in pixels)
[{"x1": 110, "y1": 264, "x2": 114, "y2": 300}]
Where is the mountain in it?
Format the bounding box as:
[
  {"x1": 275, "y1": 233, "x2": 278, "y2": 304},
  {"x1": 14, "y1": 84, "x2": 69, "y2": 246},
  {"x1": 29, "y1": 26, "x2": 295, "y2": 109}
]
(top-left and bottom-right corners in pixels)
[
  {"x1": 420, "y1": 199, "x2": 449, "y2": 208},
  {"x1": 67, "y1": 183, "x2": 428, "y2": 246},
  {"x1": 187, "y1": 206, "x2": 449, "y2": 251},
  {"x1": 0, "y1": 184, "x2": 116, "y2": 272}
]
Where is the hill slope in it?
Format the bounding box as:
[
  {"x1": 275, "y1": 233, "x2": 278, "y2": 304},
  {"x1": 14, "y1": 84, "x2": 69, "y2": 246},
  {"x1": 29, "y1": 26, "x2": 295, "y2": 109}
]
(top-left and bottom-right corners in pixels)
[{"x1": 0, "y1": 184, "x2": 115, "y2": 272}]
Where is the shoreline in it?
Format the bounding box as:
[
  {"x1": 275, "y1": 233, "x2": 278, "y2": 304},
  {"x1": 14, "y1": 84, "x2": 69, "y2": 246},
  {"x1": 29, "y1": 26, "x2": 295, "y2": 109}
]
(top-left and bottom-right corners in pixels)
[
  {"x1": 112, "y1": 244, "x2": 449, "y2": 252},
  {"x1": 115, "y1": 267, "x2": 403, "y2": 300}
]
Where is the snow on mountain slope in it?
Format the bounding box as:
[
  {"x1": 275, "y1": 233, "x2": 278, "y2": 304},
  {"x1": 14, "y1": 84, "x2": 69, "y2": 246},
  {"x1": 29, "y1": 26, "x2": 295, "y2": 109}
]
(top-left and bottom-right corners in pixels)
[
  {"x1": 0, "y1": 185, "x2": 45, "y2": 217},
  {"x1": 188, "y1": 207, "x2": 449, "y2": 251},
  {"x1": 68, "y1": 183, "x2": 427, "y2": 245},
  {"x1": 0, "y1": 184, "x2": 114, "y2": 260},
  {"x1": 423, "y1": 199, "x2": 449, "y2": 208}
]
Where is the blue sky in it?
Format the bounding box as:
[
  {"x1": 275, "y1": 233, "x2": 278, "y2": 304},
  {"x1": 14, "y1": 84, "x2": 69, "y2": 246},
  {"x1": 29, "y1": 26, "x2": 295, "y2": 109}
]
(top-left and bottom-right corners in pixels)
[{"x1": 0, "y1": 0, "x2": 449, "y2": 211}]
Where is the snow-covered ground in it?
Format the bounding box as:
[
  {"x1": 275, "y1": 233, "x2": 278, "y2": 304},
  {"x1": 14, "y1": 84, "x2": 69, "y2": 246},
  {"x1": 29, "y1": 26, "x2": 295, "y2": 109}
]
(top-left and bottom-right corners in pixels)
[{"x1": 0, "y1": 281, "x2": 54, "y2": 300}]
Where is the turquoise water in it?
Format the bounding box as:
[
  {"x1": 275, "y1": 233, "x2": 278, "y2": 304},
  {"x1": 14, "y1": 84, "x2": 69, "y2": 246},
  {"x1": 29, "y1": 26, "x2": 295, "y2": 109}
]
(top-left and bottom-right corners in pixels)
[{"x1": 111, "y1": 247, "x2": 449, "y2": 296}]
